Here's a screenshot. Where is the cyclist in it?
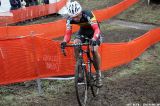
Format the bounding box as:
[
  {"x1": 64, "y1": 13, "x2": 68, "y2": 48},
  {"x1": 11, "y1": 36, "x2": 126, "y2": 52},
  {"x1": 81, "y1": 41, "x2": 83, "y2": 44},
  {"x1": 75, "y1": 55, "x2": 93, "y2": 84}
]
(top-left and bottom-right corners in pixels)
[{"x1": 61, "y1": 1, "x2": 103, "y2": 87}]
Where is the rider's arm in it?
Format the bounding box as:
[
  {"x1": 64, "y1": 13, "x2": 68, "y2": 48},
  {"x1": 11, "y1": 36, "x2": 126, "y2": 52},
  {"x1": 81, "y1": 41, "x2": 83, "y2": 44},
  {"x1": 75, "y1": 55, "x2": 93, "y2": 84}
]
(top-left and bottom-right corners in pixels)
[
  {"x1": 91, "y1": 23, "x2": 101, "y2": 40},
  {"x1": 88, "y1": 12, "x2": 101, "y2": 40},
  {"x1": 63, "y1": 19, "x2": 72, "y2": 43}
]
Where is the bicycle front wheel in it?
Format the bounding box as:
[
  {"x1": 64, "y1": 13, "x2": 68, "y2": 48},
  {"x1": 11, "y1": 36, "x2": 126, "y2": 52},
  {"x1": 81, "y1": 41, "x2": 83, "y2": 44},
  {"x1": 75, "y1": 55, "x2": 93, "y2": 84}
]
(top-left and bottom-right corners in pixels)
[
  {"x1": 90, "y1": 74, "x2": 99, "y2": 97},
  {"x1": 75, "y1": 59, "x2": 88, "y2": 106}
]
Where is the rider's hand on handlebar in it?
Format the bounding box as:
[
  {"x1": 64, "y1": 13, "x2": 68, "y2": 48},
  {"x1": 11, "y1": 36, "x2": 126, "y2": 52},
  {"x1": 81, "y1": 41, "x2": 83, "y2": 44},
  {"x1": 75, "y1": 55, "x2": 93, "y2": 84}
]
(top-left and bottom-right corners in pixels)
[
  {"x1": 90, "y1": 38, "x2": 97, "y2": 46},
  {"x1": 61, "y1": 42, "x2": 67, "y2": 49}
]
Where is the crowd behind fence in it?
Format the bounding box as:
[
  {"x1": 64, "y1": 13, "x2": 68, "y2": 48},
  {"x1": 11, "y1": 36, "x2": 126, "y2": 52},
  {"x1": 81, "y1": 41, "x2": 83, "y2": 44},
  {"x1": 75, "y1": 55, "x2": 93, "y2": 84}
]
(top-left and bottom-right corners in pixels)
[
  {"x1": 9, "y1": 0, "x2": 50, "y2": 10},
  {"x1": 0, "y1": 0, "x2": 67, "y2": 26}
]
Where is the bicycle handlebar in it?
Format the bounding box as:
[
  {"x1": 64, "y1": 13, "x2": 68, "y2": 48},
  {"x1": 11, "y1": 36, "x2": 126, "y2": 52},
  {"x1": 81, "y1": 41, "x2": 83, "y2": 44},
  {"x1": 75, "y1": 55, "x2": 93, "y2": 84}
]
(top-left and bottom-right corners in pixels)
[
  {"x1": 65, "y1": 43, "x2": 89, "y2": 47},
  {"x1": 61, "y1": 43, "x2": 90, "y2": 56}
]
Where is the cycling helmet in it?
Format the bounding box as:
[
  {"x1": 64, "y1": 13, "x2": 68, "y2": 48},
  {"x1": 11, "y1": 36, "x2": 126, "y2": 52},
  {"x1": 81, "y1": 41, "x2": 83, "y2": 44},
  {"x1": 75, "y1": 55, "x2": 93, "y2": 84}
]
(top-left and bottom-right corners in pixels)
[{"x1": 67, "y1": 1, "x2": 82, "y2": 17}]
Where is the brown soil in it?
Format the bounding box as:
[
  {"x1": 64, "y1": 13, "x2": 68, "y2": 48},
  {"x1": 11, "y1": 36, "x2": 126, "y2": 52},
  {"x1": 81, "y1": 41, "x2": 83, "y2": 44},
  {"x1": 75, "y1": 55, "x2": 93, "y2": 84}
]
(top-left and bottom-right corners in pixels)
[
  {"x1": 1, "y1": 27, "x2": 159, "y2": 106},
  {"x1": 0, "y1": 0, "x2": 160, "y2": 106},
  {"x1": 43, "y1": 28, "x2": 160, "y2": 106}
]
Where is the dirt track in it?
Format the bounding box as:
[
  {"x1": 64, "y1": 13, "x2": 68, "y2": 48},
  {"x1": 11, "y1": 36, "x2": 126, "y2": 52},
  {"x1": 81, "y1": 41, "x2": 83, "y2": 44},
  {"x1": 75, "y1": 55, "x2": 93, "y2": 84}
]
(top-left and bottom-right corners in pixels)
[
  {"x1": 0, "y1": 0, "x2": 160, "y2": 105},
  {"x1": 49, "y1": 67, "x2": 160, "y2": 106},
  {"x1": 1, "y1": 25, "x2": 159, "y2": 106},
  {"x1": 36, "y1": 27, "x2": 160, "y2": 106}
]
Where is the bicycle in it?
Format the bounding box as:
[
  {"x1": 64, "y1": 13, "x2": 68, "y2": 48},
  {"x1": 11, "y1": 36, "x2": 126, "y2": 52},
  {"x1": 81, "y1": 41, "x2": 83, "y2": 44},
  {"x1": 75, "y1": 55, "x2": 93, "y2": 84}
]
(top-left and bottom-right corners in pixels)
[{"x1": 61, "y1": 38, "x2": 100, "y2": 106}]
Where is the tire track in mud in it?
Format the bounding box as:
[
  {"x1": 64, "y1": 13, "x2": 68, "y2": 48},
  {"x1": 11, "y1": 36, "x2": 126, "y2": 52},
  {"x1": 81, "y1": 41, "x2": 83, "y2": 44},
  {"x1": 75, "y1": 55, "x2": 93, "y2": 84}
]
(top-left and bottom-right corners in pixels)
[
  {"x1": 106, "y1": 19, "x2": 159, "y2": 30},
  {"x1": 48, "y1": 21, "x2": 160, "y2": 106}
]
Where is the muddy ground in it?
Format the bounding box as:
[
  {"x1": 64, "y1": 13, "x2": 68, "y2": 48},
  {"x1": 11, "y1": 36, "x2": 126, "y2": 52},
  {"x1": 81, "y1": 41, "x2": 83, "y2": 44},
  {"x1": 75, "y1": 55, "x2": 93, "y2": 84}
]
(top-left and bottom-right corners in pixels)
[
  {"x1": 1, "y1": 25, "x2": 160, "y2": 106},
  {"x1": 0, "y1": 0, "x2": 160, "y2": 106},
  {"x1": 43, "y1": 27, "x2": 160, "y2": 106}
]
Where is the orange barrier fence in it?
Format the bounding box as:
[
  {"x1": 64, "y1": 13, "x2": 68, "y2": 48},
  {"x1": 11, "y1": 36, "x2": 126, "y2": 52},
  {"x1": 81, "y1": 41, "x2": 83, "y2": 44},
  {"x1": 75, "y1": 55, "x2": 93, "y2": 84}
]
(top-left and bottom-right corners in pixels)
[
  {"x1": 0, "y1": 36, "x2": 75, "y2": 84},
  {"x1": 0, "y1": 0, "x2": 67, "y2": 26},
  {"x1": 100, "y1": 28, "x2": 160, "y2": 70},
  {"x1": 1, "y1": 0, "x2": 160, "y2": 85},
  {"x1": 0, "y1": 0, "x2": 139, "y2": 39},
  {"x1": 0, "y1": 28, "x2": 160, "y2": 85}
]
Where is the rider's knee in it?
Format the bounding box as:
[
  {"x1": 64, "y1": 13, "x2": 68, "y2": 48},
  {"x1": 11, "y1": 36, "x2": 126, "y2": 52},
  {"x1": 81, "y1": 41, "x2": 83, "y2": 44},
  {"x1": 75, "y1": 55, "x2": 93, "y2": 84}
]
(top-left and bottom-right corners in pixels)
[
  {"x1": 74, "y1": 39, "x2": 81, "y2": 44},
  {"x1": 91, "y1": 46, "x2": 99, "y2": 52}
]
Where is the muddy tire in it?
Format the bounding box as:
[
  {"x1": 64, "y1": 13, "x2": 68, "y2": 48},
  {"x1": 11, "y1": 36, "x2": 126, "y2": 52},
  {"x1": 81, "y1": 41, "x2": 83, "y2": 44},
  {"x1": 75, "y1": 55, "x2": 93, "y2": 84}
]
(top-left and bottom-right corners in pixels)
[{"x1": 75, "y1": 59, "x2": 88, "y2": 106}]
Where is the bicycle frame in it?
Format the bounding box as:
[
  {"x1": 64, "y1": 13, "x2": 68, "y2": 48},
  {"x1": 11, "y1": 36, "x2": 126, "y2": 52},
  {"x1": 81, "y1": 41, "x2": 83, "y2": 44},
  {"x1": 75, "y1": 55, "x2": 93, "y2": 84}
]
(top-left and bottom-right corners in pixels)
[
  {"x1": 62, "y1": 42, "x2": 99, "y2": 106},
  {"x1": 62, "y1": 43, "x2": 94, "y2": 74}
]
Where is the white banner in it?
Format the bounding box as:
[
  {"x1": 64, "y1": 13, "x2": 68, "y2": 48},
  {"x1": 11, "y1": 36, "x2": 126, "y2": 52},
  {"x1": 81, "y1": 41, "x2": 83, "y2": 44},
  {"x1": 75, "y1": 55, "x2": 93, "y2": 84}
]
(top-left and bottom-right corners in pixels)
[
  {"x1": 49, "y1": 0, "x2": 60, "y2": 4},
  {"x1": 0, "y1": 0, "x2": 11, "y2": 12}
]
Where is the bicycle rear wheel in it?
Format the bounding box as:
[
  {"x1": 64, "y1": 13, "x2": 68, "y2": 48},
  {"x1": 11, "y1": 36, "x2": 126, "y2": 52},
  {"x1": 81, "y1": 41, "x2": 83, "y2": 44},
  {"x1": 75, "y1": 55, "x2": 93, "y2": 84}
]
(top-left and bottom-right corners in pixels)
[{"x1": 75, "y1": 59, "x2": 88, "y2": 106}]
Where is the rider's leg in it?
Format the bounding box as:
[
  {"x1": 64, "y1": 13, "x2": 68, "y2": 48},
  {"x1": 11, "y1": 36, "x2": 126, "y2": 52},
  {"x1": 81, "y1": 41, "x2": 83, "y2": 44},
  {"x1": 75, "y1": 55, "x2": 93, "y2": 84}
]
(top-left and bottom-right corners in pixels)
[
  {"x1": 91, "y1": 46, "x2": 103, "y2": 87},
  {"x1": 74, "y1": 39, "x2": 82, "y2": 61},
  {"x1": 91, "y1": 46, "x2": 101, "y2": 71}
]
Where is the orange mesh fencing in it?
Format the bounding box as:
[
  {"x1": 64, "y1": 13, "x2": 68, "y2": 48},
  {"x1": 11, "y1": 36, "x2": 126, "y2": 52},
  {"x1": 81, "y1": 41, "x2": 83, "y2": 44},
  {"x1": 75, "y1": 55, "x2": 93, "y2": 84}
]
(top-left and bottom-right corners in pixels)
[
  {"x1": 1, "y1": 28, "x2": 160, "y2": 85},
  {"x1": 100, "y1": 28, "x2": 160, "y2": 70},
  {"x1": 0, "y1": 0, "x2": 138, "y2": 39},
  {"x1": 0, "y1": 36, "x2": 76, "y2": 84},
  {"x1": 0, "y1": 37, "x2": 38, "y2": 84},
  {"x1": 0, "y1": 0, "x2": 67, "y2": 26},
  {"x1": 1, "y1": 0, "x2": 160, "y2": 85}
]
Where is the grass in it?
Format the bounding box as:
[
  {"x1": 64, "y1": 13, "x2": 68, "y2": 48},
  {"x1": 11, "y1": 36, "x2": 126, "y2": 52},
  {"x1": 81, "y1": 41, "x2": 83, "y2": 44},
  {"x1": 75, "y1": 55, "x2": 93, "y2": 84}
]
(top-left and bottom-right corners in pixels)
[
  {"x1": 0, "y1": 80, "x2": 75, "y2": 106},
  {"x1": 116, "y1": 0, "x2": 160, "y2": 25},
  {"x1": 77, "y1": 0, "x2": 122, "y2": 10}
]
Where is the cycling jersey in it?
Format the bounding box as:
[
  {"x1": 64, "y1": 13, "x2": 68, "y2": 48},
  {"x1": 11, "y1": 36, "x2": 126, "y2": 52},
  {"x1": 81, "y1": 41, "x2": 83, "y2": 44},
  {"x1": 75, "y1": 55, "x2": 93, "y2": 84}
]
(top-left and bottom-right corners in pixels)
[{"x1": 64, "y1": 10, "x2": 101, "y2": 43}]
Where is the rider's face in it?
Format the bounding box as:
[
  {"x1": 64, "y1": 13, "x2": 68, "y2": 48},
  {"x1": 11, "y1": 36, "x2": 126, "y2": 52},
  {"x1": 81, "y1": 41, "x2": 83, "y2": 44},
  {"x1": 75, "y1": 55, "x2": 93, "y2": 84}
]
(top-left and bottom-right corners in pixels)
[{"x1": 72, "y1": 13, "x2": 82, "y2": 21}]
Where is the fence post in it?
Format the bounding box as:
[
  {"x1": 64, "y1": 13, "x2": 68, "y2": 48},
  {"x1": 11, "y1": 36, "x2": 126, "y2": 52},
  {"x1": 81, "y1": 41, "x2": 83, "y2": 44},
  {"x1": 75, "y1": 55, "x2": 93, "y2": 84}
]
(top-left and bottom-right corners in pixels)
[
  {"x1": 148, "y1": 0, "x2": 150, "y2": 5},
  {"x1": 36, "y1": 79, "x2": 43, "y2": 95},
  {"x1": 30, "y1": 31, "x2": 44, "y2": 95}
]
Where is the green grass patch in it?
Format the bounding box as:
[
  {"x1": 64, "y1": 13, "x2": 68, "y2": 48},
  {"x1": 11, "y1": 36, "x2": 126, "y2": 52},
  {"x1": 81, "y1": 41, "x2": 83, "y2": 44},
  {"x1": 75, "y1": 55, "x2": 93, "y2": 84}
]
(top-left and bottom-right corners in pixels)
[{"x1": 116, "y1": 1, "x2": 160, "y2": 25}]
